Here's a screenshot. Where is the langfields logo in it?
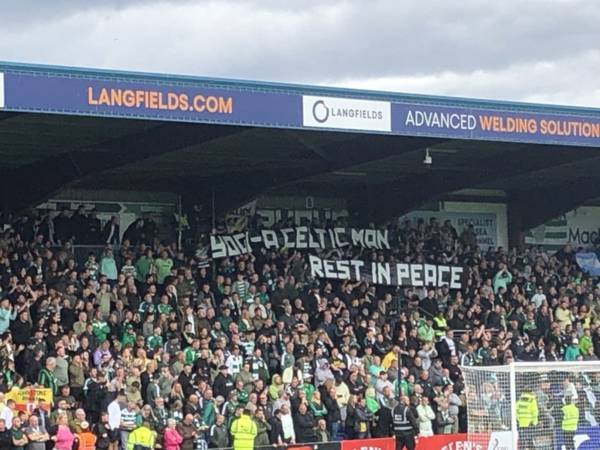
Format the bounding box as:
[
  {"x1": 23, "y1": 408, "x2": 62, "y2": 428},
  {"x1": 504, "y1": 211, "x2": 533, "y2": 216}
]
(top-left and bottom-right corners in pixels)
[
  {"x1": 303, "y1": 95, "x2": 391, "y2": 132},
  {"x1": 311, "y1": 98, "x2": 384, "y2": 124},
  {"x1": 312, "y1": 99, "x2": 329, "y2": 123}
]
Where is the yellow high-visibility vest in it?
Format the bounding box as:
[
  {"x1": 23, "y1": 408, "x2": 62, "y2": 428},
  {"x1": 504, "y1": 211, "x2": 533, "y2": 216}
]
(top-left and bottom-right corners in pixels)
[
  {"x1": 516, "y1": 393, "x2": 539, "y2": 428},
  {"x1": 562, "y1": 403, "x2": 579, "y2": 432}
]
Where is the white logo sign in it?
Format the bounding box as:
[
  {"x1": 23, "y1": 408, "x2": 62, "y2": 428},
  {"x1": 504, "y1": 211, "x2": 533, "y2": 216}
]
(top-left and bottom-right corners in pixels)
[
  {"x1": 303, "y1": 95, "x2": 391, "y2": 132},
  {"x1": 0, "y1": 73, "x2": 4, "y2": 109}
]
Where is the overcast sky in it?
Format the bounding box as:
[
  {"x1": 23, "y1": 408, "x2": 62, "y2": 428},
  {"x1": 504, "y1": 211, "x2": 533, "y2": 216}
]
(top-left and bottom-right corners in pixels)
[{"x1": 2, "y1": 0, "x2": 600, "y2": 107}]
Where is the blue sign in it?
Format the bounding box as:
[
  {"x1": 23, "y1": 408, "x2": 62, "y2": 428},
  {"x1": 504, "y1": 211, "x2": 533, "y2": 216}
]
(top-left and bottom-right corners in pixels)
[
  {"x1": 392, "y1": 103, "x2": 600, "y2": 147},
  {"x1": 3, "y1": 65, "x2": 600, "y2": 147},
  {"x1": 2, "y1": 72, "x2": 300, "y2": 127},
  {"x1": 555, "y1": 426, "x2": 600, "y2": 450}
]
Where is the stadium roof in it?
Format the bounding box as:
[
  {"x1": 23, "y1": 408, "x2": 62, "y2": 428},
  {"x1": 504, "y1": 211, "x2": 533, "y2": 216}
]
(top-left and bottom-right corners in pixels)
[{"x1": 2, "y1": 61, "x2": 600, "y2": 237}]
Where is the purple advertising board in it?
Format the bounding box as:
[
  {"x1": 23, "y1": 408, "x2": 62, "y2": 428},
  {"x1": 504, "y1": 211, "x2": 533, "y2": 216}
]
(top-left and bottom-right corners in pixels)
[
  {"x1": 392, "y1": 102, "x2": 600, "y2": 147},
  {"x1": 2, "y1": 72, "x2": 301, "y2": 127},
  {"x1": 2, "y1": 65, "x2": 600, "y2": 147}
]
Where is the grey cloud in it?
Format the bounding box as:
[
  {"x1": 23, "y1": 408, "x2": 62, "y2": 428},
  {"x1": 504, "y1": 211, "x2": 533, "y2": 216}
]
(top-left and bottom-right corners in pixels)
[{"x1": 1, "y1": 0, "x2": 599, "y2": 105}]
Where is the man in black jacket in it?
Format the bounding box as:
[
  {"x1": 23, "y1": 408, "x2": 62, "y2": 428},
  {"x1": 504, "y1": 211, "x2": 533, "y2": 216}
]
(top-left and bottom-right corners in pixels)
[
  {"x1": 10, "y1": 309, "x2": 32, "y2": 347},
  {"x1": 294, "y1": 403, "x2": 315, "y2": 443},
  {"x1": 372, "y1": 403, "x2": 393, "y2": 438},
  {"x1": 212, "y1": 365, "x2": 234, "y2": 400},
  {"x1": 269, "y1": 409, "x2": 285, "y2": 445},
  {"x1": 177, "y1": 364, "x2": 195, "y2": 397},
  {"x1": 391, "y1": 396, "x2": 418, "y2": 450}
]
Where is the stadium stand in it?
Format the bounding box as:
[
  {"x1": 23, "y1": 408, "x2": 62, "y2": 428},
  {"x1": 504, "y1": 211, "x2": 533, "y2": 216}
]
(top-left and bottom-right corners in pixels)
[
  {"x1": 4, "y1": 61, "x2": 600, "y2": 450},
  {"x1": 0, "y1": 208, "x2": 598, "y2": 450}
]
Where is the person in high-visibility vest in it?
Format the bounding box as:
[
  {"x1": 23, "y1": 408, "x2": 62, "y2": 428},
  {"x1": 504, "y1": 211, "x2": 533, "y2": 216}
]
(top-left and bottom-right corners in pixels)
[
  {"x1": 127, "y1": 421, "x2": 156, "y2": 450},
  {"x1": 432, "y1": 312, "x2": 448, "y2": 338},
  {"x1": 230, "y1": 407, "x2": 257, "y2": 450},
  {"x1": 561, "y1": 395, "x2": 579, "y2": 450},
  {"x1": 516, "y1": 389, "x2": 539, "y2": 450}
]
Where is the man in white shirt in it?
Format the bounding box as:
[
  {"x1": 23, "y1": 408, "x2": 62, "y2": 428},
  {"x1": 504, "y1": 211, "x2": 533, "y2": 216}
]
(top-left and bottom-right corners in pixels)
[
  {"x1": 531, "y1": 286, "x2": 547, "y2": 309},
  {"x1": 0, "y1": 400, "x2": 15, "y2": 429},
  {"x1": 279, "y1": 404, "x2": 296, "y2": 443},
  {"x1": 107, "y1": 393, "x2": 123, "y2": 450},
  {"x1": 226, "y1": 346, "x2": 243, "y2": 376}
]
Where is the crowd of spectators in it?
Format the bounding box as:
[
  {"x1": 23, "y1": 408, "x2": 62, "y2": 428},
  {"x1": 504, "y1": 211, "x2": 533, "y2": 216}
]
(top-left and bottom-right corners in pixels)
[{"x1": 0, "y1": 207, "x2": 599, "y2": 450}]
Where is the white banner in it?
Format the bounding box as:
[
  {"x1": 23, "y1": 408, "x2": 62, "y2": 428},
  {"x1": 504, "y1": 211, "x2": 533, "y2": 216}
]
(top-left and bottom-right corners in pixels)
[
  {"x1": 303, "y1": 95, "x2": 391, "y2": 132},
  {"x1": 309, "y1": 255, "x2": 464, "y2": 288},
  {"x1": 211, "y1": 227, "x2": 390, "y2": 258}
]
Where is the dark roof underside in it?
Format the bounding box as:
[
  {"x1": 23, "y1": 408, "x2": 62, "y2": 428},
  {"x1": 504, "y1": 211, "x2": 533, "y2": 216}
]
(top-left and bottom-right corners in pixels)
[{"x1": 1, "y1": 110, "x2": 600, "y2": 230}]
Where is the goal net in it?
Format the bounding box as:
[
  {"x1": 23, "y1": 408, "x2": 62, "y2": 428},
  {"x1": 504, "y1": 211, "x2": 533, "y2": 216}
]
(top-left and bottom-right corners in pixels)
[{"x1": 461, "y1": 362, "x2": 600, "y2": 450}]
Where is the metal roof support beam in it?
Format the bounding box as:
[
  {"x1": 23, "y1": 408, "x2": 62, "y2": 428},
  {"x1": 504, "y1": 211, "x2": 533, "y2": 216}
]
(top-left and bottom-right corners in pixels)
[{"x1": 0, "y1": 123, "x2": 244, "y2": 212}]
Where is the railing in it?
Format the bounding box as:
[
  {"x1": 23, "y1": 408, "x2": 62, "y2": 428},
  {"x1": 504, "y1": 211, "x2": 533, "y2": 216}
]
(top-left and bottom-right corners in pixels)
[
  {"x1": 213, "y1": 440, "x2": 339, "y2": 450},
  {"x1": 209, "y1": 435, "x2": 484, "y2": 450},
  {"x1": 210, "y1": 437, "x2": 393, "y2": 450}
]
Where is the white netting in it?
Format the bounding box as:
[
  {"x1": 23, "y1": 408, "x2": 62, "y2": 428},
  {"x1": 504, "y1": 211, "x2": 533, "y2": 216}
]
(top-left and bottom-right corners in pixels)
[{"x1": 461, "y1": 362, "x2": 600, "y2": 450}]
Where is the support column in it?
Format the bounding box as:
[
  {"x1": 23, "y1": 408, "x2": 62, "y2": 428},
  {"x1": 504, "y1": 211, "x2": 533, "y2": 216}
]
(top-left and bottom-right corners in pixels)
[{"x1": 507, "y1": 199, "x2": 525, "y2": 250}]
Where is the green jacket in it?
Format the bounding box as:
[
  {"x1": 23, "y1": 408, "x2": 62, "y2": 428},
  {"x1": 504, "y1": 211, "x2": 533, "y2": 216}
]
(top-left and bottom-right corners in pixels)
[
  {"x1": 38, "y1": 368, "x2": 58, "y2": 395},
  {"x1": 154, "y1": 258, "x2": 173, "y2": 284},
  {"x1": 92, "y1": 320, "x2": 110, "y2": 342},
  {"x1": 310, "y1": 400, "x2": 328, "y2": 418},
  {"x1": 135, "y1": 256, "x2": 154, "y2": 282},
  {"x1": 202, "y1": 400, "x2": 216, "y2": 427},
  {"x1": 580, "y1": 335, "x2": 593, "y2": 356},
  {"x1": 493, "y1": 269, "x2": 513, "y2": 293},
  {"x1": 121, "y1": 331, "x2": 137, "y2": 347},
  {"x1": 564, "y1": 345, "x2": 581, "y2": 361},
  {"x1": 254, "y1": 418, "x2": 271, "y2": 447},
  {"x1": 417, "y1": 321, "x2": 435, "y2": 342}
]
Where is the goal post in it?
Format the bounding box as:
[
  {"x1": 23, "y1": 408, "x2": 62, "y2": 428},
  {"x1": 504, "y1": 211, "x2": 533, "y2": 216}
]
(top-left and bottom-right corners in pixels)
[{"x1": 461, "y1": 361, "x2": 600, "y2": 450}]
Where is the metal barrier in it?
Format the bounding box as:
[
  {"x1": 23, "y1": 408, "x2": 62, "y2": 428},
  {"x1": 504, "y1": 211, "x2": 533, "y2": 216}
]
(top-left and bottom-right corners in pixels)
[
  {"x1": 213, "y1": 441, "x2": 339, "y2": 450},
  {"x1": 213, "y1": 437, "x2": 394, "y2": 450}
]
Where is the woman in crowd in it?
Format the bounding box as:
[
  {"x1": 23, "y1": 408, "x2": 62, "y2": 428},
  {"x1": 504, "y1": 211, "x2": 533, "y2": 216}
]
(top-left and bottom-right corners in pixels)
[
  {"x1": 52, "y1": 414, "x2": 75, "y2": 450},
  {"x1": 163, "y1": 418, "x2": 184, "y2": 450}
]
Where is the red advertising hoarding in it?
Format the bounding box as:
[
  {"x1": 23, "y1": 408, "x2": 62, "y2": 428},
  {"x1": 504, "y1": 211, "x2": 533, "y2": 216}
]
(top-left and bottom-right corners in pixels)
[{"x1": 341, "y1": 437, "x2": 396, "y2": 450}]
